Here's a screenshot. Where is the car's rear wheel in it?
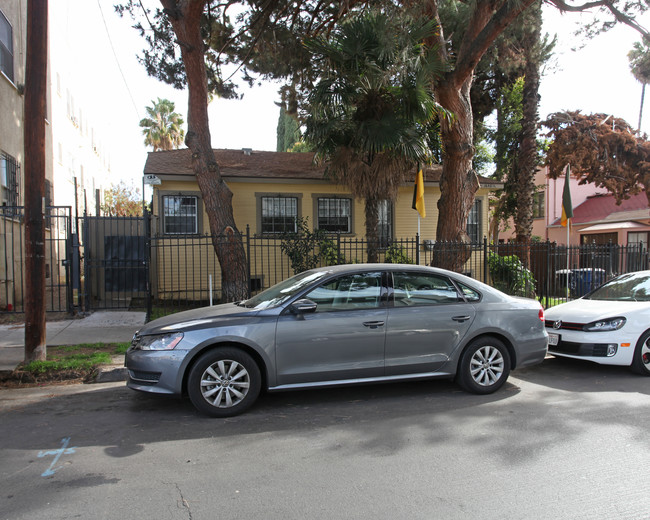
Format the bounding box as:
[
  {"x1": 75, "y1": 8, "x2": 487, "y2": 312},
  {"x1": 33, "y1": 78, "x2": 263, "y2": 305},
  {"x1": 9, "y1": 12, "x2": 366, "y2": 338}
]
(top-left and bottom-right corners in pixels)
[
  {"x1": 457, "y1": 337, "x2": 511, "y2": 394},
  {"x1": 187, "y1": 348, "x2": 261, "y2": 417},
  {"x1": 630, "y1": 331, "x2": 650, "y2": 376}
]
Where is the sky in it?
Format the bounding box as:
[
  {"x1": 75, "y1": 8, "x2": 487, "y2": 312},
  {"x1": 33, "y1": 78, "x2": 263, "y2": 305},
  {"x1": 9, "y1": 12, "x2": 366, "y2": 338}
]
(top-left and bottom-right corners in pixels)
[{"x1": 76, "y1": 1, "x2": 650, "y2": 189}]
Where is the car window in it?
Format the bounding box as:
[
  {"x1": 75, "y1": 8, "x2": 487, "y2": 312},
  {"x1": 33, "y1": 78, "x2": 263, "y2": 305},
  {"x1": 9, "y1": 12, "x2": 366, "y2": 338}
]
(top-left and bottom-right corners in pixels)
[
  {"x1": 392, "y1": 272, "x2": 462, "y2": 306},
  {"x1": 586, "y1": 272, "x2": 650, "y2": 301},
  {"x1": 304, "y1": 272, "x2": 383, "y2": 312},
  {"x1": 457, "y1": 281, "x2": 481, "y2": 302}
]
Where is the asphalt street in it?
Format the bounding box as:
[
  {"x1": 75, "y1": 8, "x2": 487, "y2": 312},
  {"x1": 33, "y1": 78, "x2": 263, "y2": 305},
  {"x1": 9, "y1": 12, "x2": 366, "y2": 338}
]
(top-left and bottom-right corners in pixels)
[{"x1": 1, "y1": 356, "x2": 649, "y2": 520}]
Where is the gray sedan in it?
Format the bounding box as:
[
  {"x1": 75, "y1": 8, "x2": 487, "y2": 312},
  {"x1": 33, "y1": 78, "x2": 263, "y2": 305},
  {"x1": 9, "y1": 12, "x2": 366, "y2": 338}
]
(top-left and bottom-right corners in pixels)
[{"x1": 126, "y1": 264, "x2": 548, "y2": 417}]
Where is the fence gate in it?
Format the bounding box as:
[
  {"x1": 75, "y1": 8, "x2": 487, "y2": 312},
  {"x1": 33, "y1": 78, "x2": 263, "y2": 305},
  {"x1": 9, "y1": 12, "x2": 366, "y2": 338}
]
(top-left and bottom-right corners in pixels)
[
  {"x1": 81, "y1": 215, "x2": 148, "y2": 311},
  {"x1": 0, "y1": 206, "x2": 74, "y2": 313}
]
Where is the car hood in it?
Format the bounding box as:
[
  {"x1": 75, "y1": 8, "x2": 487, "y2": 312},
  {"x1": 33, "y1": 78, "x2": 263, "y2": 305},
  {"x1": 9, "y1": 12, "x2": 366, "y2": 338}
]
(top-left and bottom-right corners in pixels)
[
  {"x1": 545, "y1": 298, "x2": 646, "y2": 323},
  {"x1": 137, "y1": 303, "x2": 260, "y2": 335}
]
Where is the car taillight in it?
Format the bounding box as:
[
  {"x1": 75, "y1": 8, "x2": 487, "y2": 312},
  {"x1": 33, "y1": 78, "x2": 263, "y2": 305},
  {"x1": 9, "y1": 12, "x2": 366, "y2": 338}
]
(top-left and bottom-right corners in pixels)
[{"x1": 538, "y1": 306, "x2": 544, "y2": 321}]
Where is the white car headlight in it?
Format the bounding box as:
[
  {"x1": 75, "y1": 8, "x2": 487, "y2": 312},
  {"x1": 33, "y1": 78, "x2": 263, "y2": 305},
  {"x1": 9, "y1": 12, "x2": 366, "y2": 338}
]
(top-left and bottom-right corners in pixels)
[
  {"x1": 583, "y1": 317, "x2": 626, "y2": 332},
  {"x1": 135, "y1": 332, "x2": 184, "y2": 350}
]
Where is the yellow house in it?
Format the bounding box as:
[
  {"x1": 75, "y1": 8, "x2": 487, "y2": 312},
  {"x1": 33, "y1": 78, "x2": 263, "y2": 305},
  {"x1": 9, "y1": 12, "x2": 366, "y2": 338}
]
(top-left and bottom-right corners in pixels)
[
  {"x1": 144, "y1": 148, "x2": 500, "y2": 241},
  {"x1": 143, "y1": 148, "x2": 502, "y2": 301}
]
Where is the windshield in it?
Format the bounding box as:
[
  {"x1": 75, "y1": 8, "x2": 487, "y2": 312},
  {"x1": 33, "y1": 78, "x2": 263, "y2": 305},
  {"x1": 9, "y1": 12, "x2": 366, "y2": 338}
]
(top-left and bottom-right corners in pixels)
[
  {"x1": 585, "y1": 272, "x2": 650, "y2": 301},
  {"x1": 240, "y1": 270, "x2": 331, "y2": 310}
]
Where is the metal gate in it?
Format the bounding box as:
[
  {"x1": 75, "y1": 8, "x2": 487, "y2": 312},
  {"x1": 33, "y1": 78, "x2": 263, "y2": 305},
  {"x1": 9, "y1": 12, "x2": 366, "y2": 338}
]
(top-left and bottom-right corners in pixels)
[
  {"x1": 0, "y1": 206, "x2": 74, "y2": 313},
  {"x1": 81, "y1": 215, "x2": 149, "y2": 310}
]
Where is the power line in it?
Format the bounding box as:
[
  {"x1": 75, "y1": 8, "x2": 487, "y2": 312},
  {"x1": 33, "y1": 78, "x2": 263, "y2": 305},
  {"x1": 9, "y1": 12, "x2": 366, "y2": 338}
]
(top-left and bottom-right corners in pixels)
[{"x1": 96, "y1": 0, "x2": 141, "y2": 120}]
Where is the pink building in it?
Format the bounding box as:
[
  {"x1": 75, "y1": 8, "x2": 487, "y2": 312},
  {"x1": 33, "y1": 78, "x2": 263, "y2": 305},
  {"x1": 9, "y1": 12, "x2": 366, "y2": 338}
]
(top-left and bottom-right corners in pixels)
[{"x1": 499, "y1": 167, "x2": 650, "y2": 247}]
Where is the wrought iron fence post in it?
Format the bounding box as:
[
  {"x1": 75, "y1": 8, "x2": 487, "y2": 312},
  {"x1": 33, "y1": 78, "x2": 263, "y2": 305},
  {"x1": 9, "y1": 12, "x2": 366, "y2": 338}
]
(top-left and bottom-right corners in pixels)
[
  {"x1": 416, "y1": 233, "x2": 420, "y2": 265},
  {"x1": 246, "y1": 225, "x2": 251, "y2": 298},
  {"x1": 145, "y1": 208, "x2": 152, "y2": 322},
  {"x1": 337, "y1": 233, "x2": 341, "y2": 265},
  {"x1": 483, "y1": 236, "x2": 488, "y2": 283}
]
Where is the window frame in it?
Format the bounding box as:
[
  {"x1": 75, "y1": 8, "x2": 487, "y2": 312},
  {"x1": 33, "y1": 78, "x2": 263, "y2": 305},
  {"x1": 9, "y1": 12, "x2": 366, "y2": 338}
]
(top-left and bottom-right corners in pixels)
[
  {"x1": 1, "y1": 151, "x2": 19, "y2": 206},
  {"x1": 313, "y1": 195, "x2": 353, "y2": 234},
  {"x1": 256, "y1": 193, "x2": 301, "y2": 235},
  {"x1": 466, "y1": 198, "x2": 483, "y2": 244},
  {"x1": 378, "y1": 200, "x2": 393, "y2": 247},
  {"x1": 532, "y1": 191, "x2": 545, "y2": 219},
  {"x1": 160, "y1": 192, "x2": 201, "y2": 235},
  {"x1": 0, "y1": 9, "x2": 14, "y2": 83}
]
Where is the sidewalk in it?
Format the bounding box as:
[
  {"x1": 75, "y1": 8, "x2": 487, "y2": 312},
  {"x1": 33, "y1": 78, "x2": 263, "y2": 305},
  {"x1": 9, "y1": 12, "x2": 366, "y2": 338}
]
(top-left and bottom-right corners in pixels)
[{"x1": 0, "y1": 311, "x2": 146, "y2": 371}]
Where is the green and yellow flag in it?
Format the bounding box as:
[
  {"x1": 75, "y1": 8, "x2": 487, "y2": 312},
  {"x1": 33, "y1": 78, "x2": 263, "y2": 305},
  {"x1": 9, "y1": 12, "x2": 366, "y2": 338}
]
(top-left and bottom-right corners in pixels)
[
  {"x1": 561, "y1": 164, "x2": 573, "y2": 227},
  {"x1": 412, "y1": 169, "x2": 426, "y2": 218}
]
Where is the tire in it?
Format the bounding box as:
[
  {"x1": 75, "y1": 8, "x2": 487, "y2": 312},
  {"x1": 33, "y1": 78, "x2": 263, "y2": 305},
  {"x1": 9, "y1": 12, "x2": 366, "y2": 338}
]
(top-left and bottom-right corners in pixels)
[
  {"x1": 187, "y1": 348, "x2": 261, "y2": 417},
  {"x1": 457, "y1": 337, "x2": 511, "y2": 394},
  {"x1": 630, "y1": 331, "x2": 650, "y2": 376}
]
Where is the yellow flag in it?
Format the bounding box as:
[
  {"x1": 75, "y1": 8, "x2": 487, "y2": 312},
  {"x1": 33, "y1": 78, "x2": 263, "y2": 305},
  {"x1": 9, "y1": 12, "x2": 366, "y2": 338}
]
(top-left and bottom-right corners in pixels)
[{"x1": 412, "y1": 169, "x2": 426, "y2": 218}]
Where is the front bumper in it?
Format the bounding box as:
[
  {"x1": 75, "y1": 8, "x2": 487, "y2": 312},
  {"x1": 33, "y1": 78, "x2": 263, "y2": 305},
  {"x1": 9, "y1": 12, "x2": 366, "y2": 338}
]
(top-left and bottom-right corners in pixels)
[
  {"x1": 125, "y1": 348, "x2": 190, "y2": 395},
  {"x1": 545, "y1": 327, "x2": 637, "y2": 366}
]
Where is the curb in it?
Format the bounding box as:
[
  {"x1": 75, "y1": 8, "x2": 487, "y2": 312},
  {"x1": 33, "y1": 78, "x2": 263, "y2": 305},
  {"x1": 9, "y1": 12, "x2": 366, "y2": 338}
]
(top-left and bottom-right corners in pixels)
[{"x1": 94, "y1": 365, "x2": 128, "y2": 383}]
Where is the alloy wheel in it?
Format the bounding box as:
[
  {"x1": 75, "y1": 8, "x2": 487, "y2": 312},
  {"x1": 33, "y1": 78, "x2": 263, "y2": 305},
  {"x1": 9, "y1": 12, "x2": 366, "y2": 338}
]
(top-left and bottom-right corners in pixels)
[{"x1": 469, "y1": 345, "x2": 505, "y2": 386}]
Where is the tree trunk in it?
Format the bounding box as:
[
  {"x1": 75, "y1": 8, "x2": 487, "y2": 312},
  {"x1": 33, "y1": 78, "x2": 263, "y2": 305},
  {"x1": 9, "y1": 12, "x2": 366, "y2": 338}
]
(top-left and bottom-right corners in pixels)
[
  {"x1": 24, "y1": 0, "x2": 48, "y2": 362},
  {"x1": 433, "y1": 79, "x2": 480, "y2": 271},
  {"x1": 163, "y1": 0, "x2": 248, "y2": 302},
  {"x1": 514, "y1": 3, "x2": 541, "y2": 248},
  {"x1": 364, "y1": 197, "x2": 379, "y2": 263}
]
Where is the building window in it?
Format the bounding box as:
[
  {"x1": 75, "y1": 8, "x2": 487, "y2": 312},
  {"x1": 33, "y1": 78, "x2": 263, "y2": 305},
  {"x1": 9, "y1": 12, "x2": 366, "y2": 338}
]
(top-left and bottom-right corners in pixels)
[
  {"x1": 162, "y1": 195, "x2": 198, "y2": 234},
  {"x1": 317, "y1": 198, "x2": 351, "y2": 233},
  {"x1": 466, "y1": 199, "x2": 482, "y2": 243},
  {"x1": 261, "y1": 196, "x2": 298, "y2": 234},
  {"x1": 378, "y1": 200, "x2": 392, "y2": 246},
  {"x1": 1, "y1": 152, "x2": 19, "y2": 206},
  {"x1": 0, "y1": 10, "x2": 13, "y2": 82},
  {"x1": 628, "y1": 232, "x2": 649, "y2": 249},
  {"x1": 532, "y1": 192, "x2": 545, "y2": 219}
]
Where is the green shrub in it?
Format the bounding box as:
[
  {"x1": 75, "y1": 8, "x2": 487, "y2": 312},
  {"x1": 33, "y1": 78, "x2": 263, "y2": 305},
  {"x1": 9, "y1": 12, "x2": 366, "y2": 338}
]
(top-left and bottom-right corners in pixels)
[
  {"x1": 487, "y1": 252, "x2": 536, "y2": 297},
  {"x1": 280, "y1": 217, "x2": 345, "y2": 273},
  {"x1": 384, "y1": 244, "x2": 414, "y2": 264}
]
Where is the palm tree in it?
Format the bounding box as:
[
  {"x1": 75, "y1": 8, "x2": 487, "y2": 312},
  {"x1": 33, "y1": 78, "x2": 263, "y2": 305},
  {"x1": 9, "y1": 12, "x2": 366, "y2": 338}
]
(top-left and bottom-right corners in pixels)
[
  {"x1": 304, "y1": 12, "x2": 442, "y2": 261},
  {"x1": 628, "y1": 41, "x2": 650, "y2": 133},
  {"x1": 139, "y1": 98, "x2": 186, "y2": 151}
]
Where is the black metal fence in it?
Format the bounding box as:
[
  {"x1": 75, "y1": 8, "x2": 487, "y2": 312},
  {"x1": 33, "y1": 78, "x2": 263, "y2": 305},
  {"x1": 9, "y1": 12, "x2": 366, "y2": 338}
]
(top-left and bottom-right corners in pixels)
[
  {"x1": 148, "y1": 227, "x2": 649, "y2": 316},
  {"x1": 2, "y1": 210, "x2": 647, "y2": 317},
  {"x1": 0, "y1": 206, "x2": 73, "y2": 313}
]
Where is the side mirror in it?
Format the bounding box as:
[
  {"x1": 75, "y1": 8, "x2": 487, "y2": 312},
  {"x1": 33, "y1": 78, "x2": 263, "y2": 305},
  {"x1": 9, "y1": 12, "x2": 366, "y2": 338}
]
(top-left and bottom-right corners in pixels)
[{"x1": 290, "y1": 298, "x2": 317, "y2": 315}]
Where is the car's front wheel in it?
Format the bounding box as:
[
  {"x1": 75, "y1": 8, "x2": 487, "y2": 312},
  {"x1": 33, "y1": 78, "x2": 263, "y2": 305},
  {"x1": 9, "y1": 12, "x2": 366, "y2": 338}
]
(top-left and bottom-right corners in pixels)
[
  {"x1": 457, "y1": 337, "x2": 511, "y2": 394},
  {"x1": 631, "y1": 331, "x2": 650, "y2": 376},
  {"x1": 187, "y1": 348, "x2": 261, "y2": 417}
]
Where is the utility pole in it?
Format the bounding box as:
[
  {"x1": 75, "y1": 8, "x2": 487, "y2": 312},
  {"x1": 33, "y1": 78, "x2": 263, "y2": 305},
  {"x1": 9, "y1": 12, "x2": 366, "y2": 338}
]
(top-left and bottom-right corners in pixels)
[{"x1": 24, "y1": 0, "x2": 48, "y2": 361}]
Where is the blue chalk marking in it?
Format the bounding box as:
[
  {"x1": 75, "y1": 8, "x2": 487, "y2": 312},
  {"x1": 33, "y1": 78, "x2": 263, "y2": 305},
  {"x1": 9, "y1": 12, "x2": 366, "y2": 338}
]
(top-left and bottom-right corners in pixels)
[{"x1": 38, "y1": 437, "x2": 77, "y2": 477}]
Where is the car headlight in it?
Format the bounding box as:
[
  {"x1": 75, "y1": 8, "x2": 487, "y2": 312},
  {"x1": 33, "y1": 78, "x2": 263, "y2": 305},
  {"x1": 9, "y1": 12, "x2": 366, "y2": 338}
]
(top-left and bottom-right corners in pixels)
[
  {"x1": 583, "y1": 317, "x2": 626, "y2": 332},
  {"x1": 134, "y1": 332, "x2": 184, "y2": 350}
]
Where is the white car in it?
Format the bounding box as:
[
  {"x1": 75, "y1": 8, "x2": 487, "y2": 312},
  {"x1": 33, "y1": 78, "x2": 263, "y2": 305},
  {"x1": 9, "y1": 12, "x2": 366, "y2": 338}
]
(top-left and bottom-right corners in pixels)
[{"x1": 545, "y1": 270, "x2": 650, "y2": 375}]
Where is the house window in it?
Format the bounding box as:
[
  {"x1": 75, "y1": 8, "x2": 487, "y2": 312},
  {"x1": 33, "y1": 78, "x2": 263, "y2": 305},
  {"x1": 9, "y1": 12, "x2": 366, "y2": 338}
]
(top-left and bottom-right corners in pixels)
[
  {"x1": 163, "y1": 195, "x2": 198, "y2": 234},
  {"x1": 261, "y1": 196, "x2": 298, "y2": 233},
  {"x1": 378, "y1": 200, "x2": 392, "y2": 246},
  {"x1": 628, "y1": 232, "x2": 649, "y2": 249},
  {"x1": 1, "y1": 151, "x2": 19, "y2": 206},
  {"x1": 0, "y1": 9, "x2": 13, "y2": 82},
  {"x1": 466, "y1": 199, "x2": 482, "y2": 243},
  {"x1": 317, "y1": 198, "x2": 351, "y2": 233},
  {"x1": 532, "y1": 192, "x2": 544, "y2": 219}
]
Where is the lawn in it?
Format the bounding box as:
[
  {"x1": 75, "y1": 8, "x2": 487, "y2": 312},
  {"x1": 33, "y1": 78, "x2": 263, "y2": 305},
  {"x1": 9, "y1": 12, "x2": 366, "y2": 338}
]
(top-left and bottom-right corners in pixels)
[{"x1": 0, "y1": 342, "x2": 130, "y2": 387}]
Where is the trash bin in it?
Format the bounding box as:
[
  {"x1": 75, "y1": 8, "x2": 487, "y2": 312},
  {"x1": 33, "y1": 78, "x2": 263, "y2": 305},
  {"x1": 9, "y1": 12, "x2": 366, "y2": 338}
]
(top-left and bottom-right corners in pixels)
[{"x1": 572, "y1": 268, "x2": 606, "y2": 297}]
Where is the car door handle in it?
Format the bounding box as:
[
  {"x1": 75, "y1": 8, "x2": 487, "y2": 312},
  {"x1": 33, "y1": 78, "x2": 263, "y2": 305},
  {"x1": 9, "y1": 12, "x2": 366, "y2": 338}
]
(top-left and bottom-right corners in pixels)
[
  {"x1": 452, "y1": 315, "x2": 471, "y2": 322},
  {"x1": 363, "y1": 321, "x2": 385, "y2": 329}
]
